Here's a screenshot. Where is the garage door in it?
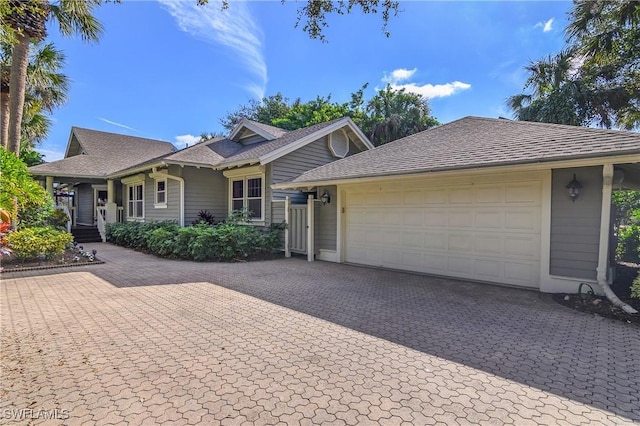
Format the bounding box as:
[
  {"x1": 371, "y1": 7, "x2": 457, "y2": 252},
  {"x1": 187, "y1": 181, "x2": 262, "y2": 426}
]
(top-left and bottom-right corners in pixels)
[{"x1": 344, "y1": 176, "x2": 542, "y2": 288}]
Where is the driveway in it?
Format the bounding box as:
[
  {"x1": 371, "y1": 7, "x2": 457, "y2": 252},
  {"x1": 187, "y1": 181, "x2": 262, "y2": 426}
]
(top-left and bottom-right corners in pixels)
[{"x1": 1, "y1": 243, "x2": 638, "y2": 425}]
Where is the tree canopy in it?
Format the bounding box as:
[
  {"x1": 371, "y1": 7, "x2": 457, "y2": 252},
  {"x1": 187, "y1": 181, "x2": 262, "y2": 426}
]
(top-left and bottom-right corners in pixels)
[
  {"x1": 507, "y1": 1, "x2": 639, "y2": 129},
  {"x1": 221, "y1": 85, "x2": 439, "y2": 146}
]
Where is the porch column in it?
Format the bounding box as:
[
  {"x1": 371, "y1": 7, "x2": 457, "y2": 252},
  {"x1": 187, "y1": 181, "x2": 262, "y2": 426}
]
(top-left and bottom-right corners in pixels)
[
  {"x1": 45, "y1": 176, "x2": 54, "y2": 197},
  {"x1": 284, "y1": 196, "x2": 291, "y2": 258},
  {"x1": 597, "y1": 164, "x2": 637, "y2": 313},
  {"x1": 105, "y1": 179, "x2": 117, "y2": 223},
  {"x1": 307, "y1": 194, "x2": 314, "y2": 262}
]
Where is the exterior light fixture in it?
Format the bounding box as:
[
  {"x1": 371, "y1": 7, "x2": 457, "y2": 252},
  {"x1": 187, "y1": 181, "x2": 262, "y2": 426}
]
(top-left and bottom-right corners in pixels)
[
  {"x1": 320, "y1": 189, "x2": 331, "y2": 205},
  {"x1": 566, "y1": 174, "x2": 582, "y2": 202}
]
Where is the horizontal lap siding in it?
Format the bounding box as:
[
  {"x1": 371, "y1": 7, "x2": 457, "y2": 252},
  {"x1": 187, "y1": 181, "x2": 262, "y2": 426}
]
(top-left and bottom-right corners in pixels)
[
  {"x1": 549, "y1": 166, "x2": 602, "y2": 280},
  {"x1": 315, "y1": 185, "x2": 337, "y2": 251},
  {"x1": 271, "y1": 136, "x2": 341, "y2": 252},
  {"x1": 183, "y1": 167, "x2": 227, "y2": 225},
  {"x1": 144, "y1": 172, "x2": 181, "y2": 223}
]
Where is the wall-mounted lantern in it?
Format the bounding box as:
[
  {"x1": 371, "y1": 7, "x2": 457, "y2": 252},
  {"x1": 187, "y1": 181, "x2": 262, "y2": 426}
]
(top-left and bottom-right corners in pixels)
[
  {"x1": 566, "y1": 174, "x2": 582, "y2": 202},
  {"x1": 320, "y1": 189, "x2": 331, "y2": 205}
]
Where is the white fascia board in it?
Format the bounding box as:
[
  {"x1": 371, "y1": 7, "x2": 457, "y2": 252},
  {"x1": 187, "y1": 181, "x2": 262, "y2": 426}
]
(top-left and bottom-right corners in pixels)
[
  {"x1": 229, "y1": 118, "x2": 277, "y2": 141},
  {"x1": 162, "y1": 160, "x2": 219, "y2": 170},
  {"x1": 63, "y1": 128, "x2": 80, "y2": 158},
  {"x1": 259, "y1": 118, "x2": 356, "y2": 166},
  {"x1": 344, "y1": 117, "x2": 374, "y2": 150},
  {"x1": 271, "y1": 153, "x2": 640, "y2": 190},
  {"x1": 214, "y1": 159, "x2": 261, "y2": 170},
  {"x1": 107, "y1": 161, "x2": 164, "y2": 179}
]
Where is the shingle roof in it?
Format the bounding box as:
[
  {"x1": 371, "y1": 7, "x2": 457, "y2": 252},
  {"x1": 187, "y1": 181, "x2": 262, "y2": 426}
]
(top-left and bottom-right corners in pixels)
[
  {"x1": 290, "y1": 116, "x2": 640, "y2": 184},
  {"x1": 30, "y1": 127, "x2": 176, "y2": 177},
  {"x1": 163, "y1": 118, "x2": 347, "y2": 168},
  {"x1": 244, "y1": 120, "x2": 288, "y2": 139}
]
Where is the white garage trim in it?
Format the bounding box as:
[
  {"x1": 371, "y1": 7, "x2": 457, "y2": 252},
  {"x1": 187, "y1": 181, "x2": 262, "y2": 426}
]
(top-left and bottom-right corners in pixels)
[{"x1": 341, "y1": 171, "x2": 544, "y2": 289}]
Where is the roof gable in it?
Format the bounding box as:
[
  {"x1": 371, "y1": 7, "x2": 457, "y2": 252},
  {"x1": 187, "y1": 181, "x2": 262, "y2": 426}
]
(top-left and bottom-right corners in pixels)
[
  {"x1": 228, "y1": 119, "x2": 288, "y2": 144},
  {"x1": 30, "y1": 127, "x2": 176, "y2": 178}
]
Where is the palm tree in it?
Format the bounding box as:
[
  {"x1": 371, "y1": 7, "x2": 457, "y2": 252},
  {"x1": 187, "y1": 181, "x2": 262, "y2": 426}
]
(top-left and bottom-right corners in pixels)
[
  {"x1": 4, "y1": 0, "x2": 102, "y2": 156},
  {"x1": 1, "y1": 40, "x2": 68, "y2": 148},
  {"x1": 506, "y1": 49, "x2": 590, "y2": 126},
  {"x1": 365, "y1": 84, "x2": 439, "y2": 146}
]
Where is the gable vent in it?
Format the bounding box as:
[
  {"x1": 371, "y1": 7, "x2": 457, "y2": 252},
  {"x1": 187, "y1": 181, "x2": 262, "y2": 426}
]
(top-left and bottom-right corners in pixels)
[{"x1": 328, "y1": 129, "x2": 350, "y2": 158}]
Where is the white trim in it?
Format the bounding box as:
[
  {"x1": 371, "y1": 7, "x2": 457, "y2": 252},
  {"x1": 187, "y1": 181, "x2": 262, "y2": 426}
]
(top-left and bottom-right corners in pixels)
[
  {"x1": 328, "y1": 129, "x2": 350, "y2": 158},
  {"x1": 284, "y1": 196, "x2": 291, "y2": 258},
  {"x1": 125, "y1": 180, "x2": 145, "y2": 220},
  {"x1": 271, "y1": 153, "x2": 640, "y2": 190},
  {"x1": 150, "y1": 168, "x2": 184, "y2": 226},
  {"x1": 153, "y1": 177, "x2": 168, "y2": 208},
  {"x1": 597, "y1": 164, "x2": 614, "y2": 283},
  {"x1": 92, "y1": 185, "x2": 108, "y2": 225},
  {"x1": 336, "y1": 187, "x2": 345, "y2": 263},
  {"x1": 121, "y1": 173, "x2": 146, "y2": 185},
  {"x1": 307, "y1": 194, "x2": 314, "y2": 262},
  {"x1": 223, "y1": 164, "x2": 265, "y2": 178},
  {"x1": 227, "y1": 171, "x2": 266, "y2": 222},
  {"x1": 318, "y1": 249, "x2": 338, "y2": 262},
  {"x1": 229, "y1": 118, "x2": 278, "y2": 141},
  {"x1": 259, "y1": 118, "x2": 374, "y2": 166},
  {"x1": 539, "y1": 170, "x2": 553, "y2": 292}
]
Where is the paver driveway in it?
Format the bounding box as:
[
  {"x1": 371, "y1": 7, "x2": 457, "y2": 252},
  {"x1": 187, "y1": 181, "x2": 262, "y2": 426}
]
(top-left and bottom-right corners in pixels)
[{"x1": 1, "y1": 243, "x2": 639, "y2": 425}]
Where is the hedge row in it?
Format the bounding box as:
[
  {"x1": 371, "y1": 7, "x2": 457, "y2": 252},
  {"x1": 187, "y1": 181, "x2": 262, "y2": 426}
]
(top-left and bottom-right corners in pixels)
[{"x1": 105, "y1": 220, "x2": 284, "y2": 262}]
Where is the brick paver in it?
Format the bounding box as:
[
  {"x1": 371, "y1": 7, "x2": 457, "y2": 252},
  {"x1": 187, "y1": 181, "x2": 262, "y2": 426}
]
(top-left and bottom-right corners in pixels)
[{"x1": 1, "y1": 243, "x2": 638, "y2": 425}]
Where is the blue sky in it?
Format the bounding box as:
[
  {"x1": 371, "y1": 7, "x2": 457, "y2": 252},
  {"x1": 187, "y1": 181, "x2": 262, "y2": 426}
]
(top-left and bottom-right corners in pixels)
[{"x1": 39, "y1": 0, "x2": 572, "y2": 161}]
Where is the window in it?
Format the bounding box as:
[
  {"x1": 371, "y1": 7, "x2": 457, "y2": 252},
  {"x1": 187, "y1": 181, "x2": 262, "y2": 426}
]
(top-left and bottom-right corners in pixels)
[
  {"x1": 155, "y1": 179, "x2": 167, "y2": 208},
  {"x1": 127, "y1": 183, "x2": 144, "y2": 218},
  {"x1": 229, "y1": 175, "x2": 263, "y2": 221}
]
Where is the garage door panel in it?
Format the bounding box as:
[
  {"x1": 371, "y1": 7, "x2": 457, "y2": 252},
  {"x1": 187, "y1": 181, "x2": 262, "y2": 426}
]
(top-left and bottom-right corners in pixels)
[
  {"x1": 425, "y1": 209, "x2": 448, "y2": 226},
  {"x1": 475, "y1": 184, "x2": 504, "y2": 203},
  {"x1": 448, "y1": 234, "x2": 474, "y2": 253},
  {"x1": 448, "y1": 188, "x2": 474, "y2": 203},
  {"x1": 448, "y1": 210, "x2": 473, "y2": 227},
  {"x1": 345, "y1": 178, "x2": 542, "y2": 288}
]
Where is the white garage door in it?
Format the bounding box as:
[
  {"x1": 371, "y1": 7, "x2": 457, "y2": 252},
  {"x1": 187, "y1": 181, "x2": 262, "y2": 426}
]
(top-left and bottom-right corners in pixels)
[{"x1": 344, "y1": 176, "x2": 542, "y2": 288}]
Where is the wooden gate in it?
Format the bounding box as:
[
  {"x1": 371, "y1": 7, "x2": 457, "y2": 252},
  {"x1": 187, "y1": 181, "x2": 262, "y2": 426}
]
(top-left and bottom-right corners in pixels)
[{"x1": 289, "y1": 204, "x2": 307, "y2": 254}]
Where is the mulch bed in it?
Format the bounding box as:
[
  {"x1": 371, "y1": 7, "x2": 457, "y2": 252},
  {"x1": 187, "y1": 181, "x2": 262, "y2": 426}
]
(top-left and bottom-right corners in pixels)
[
  {"x1": 552, "y1": 263, "x2": 639, "y2": 325},
  {"x1": 1, "y1": 247, "x2": 103, "y2": 273}
]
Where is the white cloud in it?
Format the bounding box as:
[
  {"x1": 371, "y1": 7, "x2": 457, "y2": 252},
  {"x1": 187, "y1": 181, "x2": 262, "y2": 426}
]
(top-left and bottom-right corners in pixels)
[
  {"x1": 381, "y1": 68, "x2": 471, "y2": 99},
  {"x1": 159, "y1": 0, "x2": 267, "y2": 99},
  {"x1": 534, "y1": 18, "x2": 554, "y2": 32},
  {"x1": 175, "y1": 134, "x2": 201, "y2": 149},
  {"x1": 383, "y1": 68, "x2": 417, "y2": 84},
  {"x1": 98, "y1": 117, "x2": 139, "y2": 132}
]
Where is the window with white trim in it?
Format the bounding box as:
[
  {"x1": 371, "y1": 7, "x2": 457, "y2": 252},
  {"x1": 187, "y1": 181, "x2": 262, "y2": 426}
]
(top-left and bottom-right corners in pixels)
[
  {"x1": 154, "y1": 178, "x2": 167, "y2": 208},
  {"x1": 229, "y1": 175, "x2": 263, "y2": 221},
  {"x1": 127, "y1": 182, "x2": 144, "y2": 218}
]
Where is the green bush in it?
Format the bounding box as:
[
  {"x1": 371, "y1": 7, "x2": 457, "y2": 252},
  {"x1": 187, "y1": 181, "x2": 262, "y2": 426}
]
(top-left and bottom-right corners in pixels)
[
  {"x1": 617, "y1": 224, "x2": 640, "y2": 264},
  {"x1": 6, "y1": 226, "x2": 74, "y2": 259},
  {"x1": 631, "y1": 272, "x2": 640, "y2": 299},
  {"x1": 106, "y1": 219, "x2": 283, "y2": 262}
]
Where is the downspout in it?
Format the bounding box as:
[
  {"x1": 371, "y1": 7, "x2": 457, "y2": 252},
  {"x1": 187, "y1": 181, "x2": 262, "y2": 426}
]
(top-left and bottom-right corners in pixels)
[
  {"x1": 151, "y1": 167, "x2": 185, "y2": 227},
  {"x1": 597, "y1": 164, "x2": 637, "y2": 314}
]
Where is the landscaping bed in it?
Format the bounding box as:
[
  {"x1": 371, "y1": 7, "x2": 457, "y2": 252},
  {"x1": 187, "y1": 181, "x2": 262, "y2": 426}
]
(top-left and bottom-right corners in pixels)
[
  {"x1": 1, "y1": 246, "x2": 103, "y2": 273},
  {"x1": 552, "y1": 263, "x2": 640, "y2": 325}
]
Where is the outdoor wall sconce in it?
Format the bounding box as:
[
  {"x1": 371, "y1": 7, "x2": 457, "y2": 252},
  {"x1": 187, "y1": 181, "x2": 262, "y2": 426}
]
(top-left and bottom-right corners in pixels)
[
  {"x1": 320, "y1": 189, "x2": 331, "y2": 205},
  {"x1": 566, "y1": 174, "x2": 582, "y2": 202}
]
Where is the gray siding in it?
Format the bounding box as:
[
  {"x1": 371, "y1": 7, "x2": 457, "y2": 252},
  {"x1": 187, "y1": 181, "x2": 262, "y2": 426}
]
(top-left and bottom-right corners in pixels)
[
  {"x1": 143, "y1": 171, "x2": 181, "y2": 223},
  {"x1": 76, "y1": 184, "x2": 94, "y2": 225},
  {"x1": 183, "y1": 166, "x2": 227, "y2": 225},
  {"x1": 315, "y1": 185, "x2": 337, "y2": 251},
  {"x1": 549, "y1": 166, "x2": 603, "y2": 280},
  {"x1": 271, "y1": 135, "x2": 335, "y2": 204}
]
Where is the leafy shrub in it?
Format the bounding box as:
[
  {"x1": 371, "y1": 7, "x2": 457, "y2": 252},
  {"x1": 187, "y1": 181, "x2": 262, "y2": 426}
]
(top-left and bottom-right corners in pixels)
[
  {"x1": 106, "y1": 218, "x2": 283, "y2": 262},
  {"x1": 48, "y1": 209, "x2": 70, "y2": 230},
  {"x1": 6, "y1": 226, "x2": 73, "y2": 259},
  {"x1": 191, "y1": 210, "x2": 216, "y2": 226},
  {"x1": 631, "y1": 272, "x2": 640, "y2": 299},
  {"x1": 617, "y1": 224, "x2": 640, "y2": 264}
]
